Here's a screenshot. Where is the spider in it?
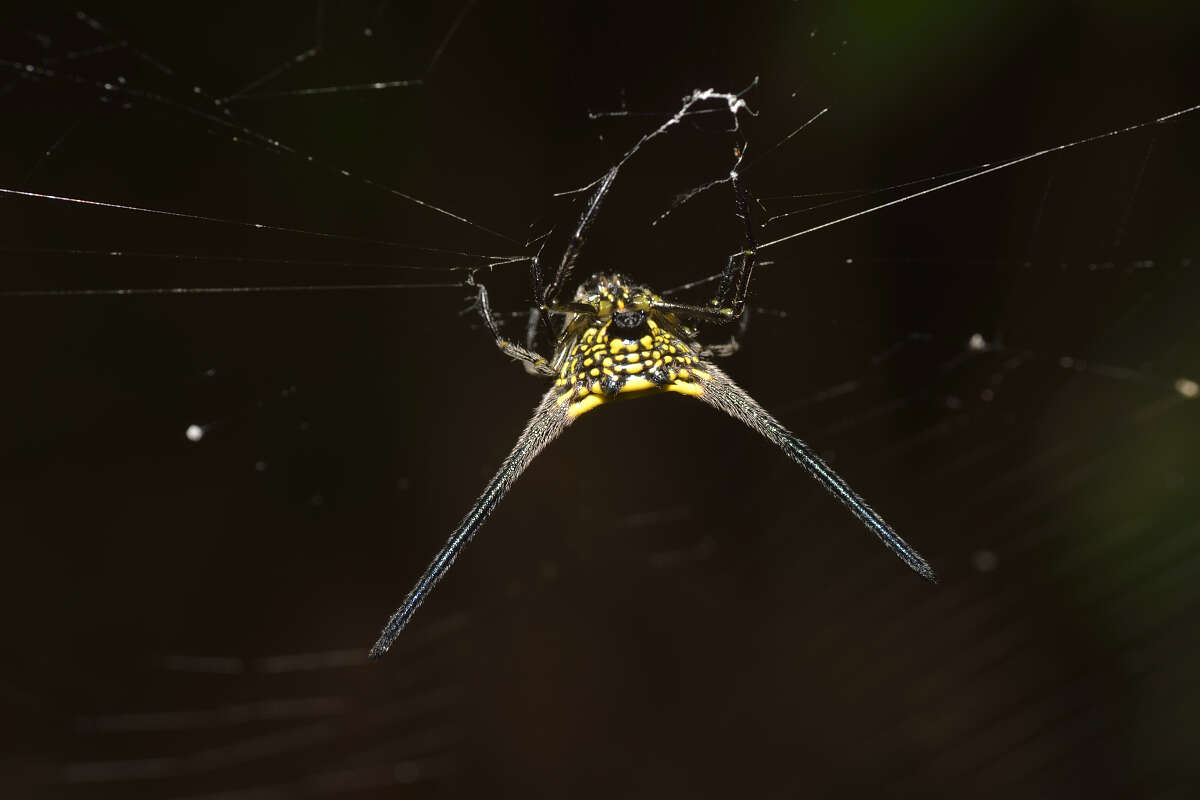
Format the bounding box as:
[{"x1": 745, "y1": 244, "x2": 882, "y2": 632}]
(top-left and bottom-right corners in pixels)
[{"x1": 369, "y1": 156, "x2": 936, "y2": 659}]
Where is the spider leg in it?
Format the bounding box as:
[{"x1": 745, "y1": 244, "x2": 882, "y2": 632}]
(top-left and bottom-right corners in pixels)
[
  {"x1": 370, "y1": 388, "x2": 573, "y2": 658},
  {"x1": 703, "y1": 306, "x2": 752, "y2": 358},
  {"x1": 525, "y1": 306, "x2": 543, "y2": 352},
  {"x1": 473, "y1": 280, "x2": 555, "y2": 376},
  {"x1": 691, "y1": 360, "x2": 937, "y2": 582},
  {"x1": 537, "y1": 166, "x2": 618, "y2": 307},
  {"x1": 650, "y1": 298, "x2": 737, "y2": 324},
  {"x1": 713, "y1": 168, "x2": 759, "y2": 316},
  {"x1": 653, "y1": 167, "x2": 762, "y2": 328}
]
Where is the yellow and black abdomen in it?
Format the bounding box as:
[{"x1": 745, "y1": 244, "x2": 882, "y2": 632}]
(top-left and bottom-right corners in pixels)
[{"x1": 553, "y1": 308, "x2": 711, "y2": 418}]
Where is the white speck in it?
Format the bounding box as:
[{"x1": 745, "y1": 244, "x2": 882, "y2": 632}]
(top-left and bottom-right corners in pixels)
[
  {"x1": 972, "y1": 550, "x2": 998, "y2": 572},
  {"x1": 1176, "y1": 378, "x2": 1199, "y2": 399},
  {"x1": 1059, "y1": 356, "x2": 1074, "y2": 368},
  {"x1": 363, "y1": 27, "x2": 373, "y2": 37},
  {"x1": 185, "y1": 424, "x2": 204, "y2": 442},
  {"x1": 844, "y1": 257, "x2": 854, "y2": 264},
  {"x1": 255, "y1": 460, "x2": 267, "y2": 472},
  {"x1": 981, "y1": 388, "x2": 995, "y2": 402},
  {"x1": 968, "y1": 333, "x2": 987, "y2": 352}
]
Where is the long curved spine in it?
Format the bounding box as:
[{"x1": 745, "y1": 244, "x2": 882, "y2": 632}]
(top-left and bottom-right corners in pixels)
[{"x1": 370, "y1": 388, "x2": 572, "y2": 659}]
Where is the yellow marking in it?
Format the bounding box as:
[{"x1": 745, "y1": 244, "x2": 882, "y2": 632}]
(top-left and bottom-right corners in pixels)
[
  {"x1": 602, "y1": 357, "x2": 613, "y2": 367},
  {"x1": 652, "y1": 350, "x2": 661, "y2": 360},
  {"x1": 602, "y1": 368, "x2": 615, "y2": 376},
  {"x1": 678, "y1": 369, "x2": 690, "y2": 379},
  {"x1": 639, "y1": 335, "x2": 653, "y2": 349},
  {"x1": 584, "y1": 358, "x2": 594, "y2": 367},
  {"x1": 666, "y1": 381, "x2": 703, "y2": 398},
  {"x1": 555, "y1": 390, "x2": 572, "y2": 406},
  {"x1": 625, "y1": 363, "x2": 643, "y2": 374},
  {"x1": 647, "y1": 318, "x2": 659, "y2": 330},
  {"x1": 620, "y1": 376, "x2": 655, "y2": 393},
  {"x1": 691, "y1": 369, "x2": 712, "y2": 381},
  {"x1": 610, "y1": 341, "x2": 625, "y2": 353},
  {"x1": 664, "y1": 356, "x2": 673, "y2": 363},
  {"x1": 617, "y1": 298, "x2": 625, "y2": 310},
  {"x1": 567, "y1": 393, "x2": 604, "y2": 418},
  {"x1": 590, "y1": 368, "x2": 600, "y2": 377}
]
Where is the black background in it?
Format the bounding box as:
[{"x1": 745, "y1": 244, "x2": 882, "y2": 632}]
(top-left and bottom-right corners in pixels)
[{"x1": 2, "y1": 1, "x2": 1200, "y2": 797}]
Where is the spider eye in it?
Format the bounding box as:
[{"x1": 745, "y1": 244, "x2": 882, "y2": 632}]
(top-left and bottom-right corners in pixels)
[{"x1": 611, "y1": 309, "x2": 648, "y2": 332}]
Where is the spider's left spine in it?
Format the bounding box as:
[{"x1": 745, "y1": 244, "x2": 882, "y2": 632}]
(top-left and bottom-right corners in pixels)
[{"x1": 369, "y1": 388, "x2": 572, "y2": 659}]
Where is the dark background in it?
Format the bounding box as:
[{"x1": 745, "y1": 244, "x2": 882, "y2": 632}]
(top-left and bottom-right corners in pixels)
[{"x1": 2, "y1": 1, "x2": 1199, "y2": 797}]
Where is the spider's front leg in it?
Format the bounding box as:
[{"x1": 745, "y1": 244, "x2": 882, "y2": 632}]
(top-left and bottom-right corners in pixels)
[
  {"x1": 472, "y1": 279, "x2": 555, "y2": 376},
  {"x1": 712, "y1": 168, "x2": 759, "y2": 317},
  {"x1": 702, "y1": 304, "x2": 751, "y2": 358},
  {"x1": 649, "y1": 169, "x2": 760, "y2": 342}
]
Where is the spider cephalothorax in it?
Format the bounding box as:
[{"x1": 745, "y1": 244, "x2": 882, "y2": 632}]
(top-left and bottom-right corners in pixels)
[
  {"x1": 369, "y1": 151, "x2": 935, "y2": 661},
  {"x1": 553, "y1": 273, "x2": 709, "y2": 417}
]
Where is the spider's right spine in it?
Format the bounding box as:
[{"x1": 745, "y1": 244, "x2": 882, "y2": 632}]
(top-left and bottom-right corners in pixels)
[{"x1": 693, "y1": 360, "x2": 937, "y2": 583}]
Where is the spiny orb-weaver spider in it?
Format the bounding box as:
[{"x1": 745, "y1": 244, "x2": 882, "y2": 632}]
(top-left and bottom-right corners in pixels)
[{"x1": 369, "y1": 159, "x2": 936, "y2": 659}]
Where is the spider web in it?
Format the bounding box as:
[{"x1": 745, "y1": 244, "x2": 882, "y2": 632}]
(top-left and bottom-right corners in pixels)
[{"x1": 2, "y1": 1, "x2": 1199, "y2": 798}]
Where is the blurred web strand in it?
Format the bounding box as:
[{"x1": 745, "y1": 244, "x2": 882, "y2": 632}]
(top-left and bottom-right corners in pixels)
[
  {"x1": 76, "y1": 696, "x2": 349, "y2": 733},
  {"x1": 63, "y1": 708, "x2": 462, "y2": 783},
  {"x1": 164, "y1": 758, "x2": 458, "y2": 799}
]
